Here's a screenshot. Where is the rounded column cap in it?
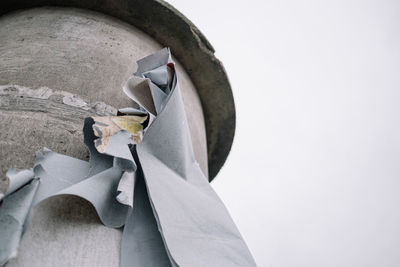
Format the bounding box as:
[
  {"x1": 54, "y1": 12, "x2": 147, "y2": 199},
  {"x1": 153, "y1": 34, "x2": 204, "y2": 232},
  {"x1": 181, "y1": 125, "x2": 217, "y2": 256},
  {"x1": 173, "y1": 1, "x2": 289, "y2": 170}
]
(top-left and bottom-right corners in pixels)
[{"x1": 0, "y1": 0, "x2": 236, "y2": 181}]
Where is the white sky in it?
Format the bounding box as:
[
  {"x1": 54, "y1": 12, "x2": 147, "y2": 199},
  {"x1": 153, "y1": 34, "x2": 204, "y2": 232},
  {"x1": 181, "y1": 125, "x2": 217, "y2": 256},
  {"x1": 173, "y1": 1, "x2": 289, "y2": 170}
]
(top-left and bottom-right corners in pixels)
[{"x1": 168, "y1": 1, "x2": 400, "y2": 266}]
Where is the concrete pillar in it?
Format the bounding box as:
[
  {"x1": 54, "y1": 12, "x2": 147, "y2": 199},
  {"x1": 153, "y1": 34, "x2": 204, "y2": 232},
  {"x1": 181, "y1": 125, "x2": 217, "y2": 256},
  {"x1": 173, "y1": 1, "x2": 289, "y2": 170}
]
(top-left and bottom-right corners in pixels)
[{"x1": 0, "y1": 2, "x2": 235, "y2": 266}]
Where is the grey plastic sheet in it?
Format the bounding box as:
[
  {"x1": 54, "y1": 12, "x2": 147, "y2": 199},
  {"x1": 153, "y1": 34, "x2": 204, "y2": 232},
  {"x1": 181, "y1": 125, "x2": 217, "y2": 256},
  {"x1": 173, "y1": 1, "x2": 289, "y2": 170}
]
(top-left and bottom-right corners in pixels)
[
  {"x1": 0, "y1": 48, "x2": 256, "y2": 266},
  {"x1": 0, "y1": 169, "x2": 35, "y2": 201},
  {"x1": 0, "y1": 179, "x2": 39, "y2": 266}
]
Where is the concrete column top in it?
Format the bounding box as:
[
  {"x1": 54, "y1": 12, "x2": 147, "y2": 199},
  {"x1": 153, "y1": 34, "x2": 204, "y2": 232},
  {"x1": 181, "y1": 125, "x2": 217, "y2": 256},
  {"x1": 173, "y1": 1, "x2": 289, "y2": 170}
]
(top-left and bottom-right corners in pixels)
[{"x1": 0, "y1": 0, "x2": 236, "y2": 180}]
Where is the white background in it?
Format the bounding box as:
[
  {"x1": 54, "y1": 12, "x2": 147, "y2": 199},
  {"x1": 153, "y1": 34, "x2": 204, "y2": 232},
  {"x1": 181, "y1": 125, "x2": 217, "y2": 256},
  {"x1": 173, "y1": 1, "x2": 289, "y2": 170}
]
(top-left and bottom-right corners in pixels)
[{"x1": 168, "y1": 1, "x2": 400, "y2": 266}]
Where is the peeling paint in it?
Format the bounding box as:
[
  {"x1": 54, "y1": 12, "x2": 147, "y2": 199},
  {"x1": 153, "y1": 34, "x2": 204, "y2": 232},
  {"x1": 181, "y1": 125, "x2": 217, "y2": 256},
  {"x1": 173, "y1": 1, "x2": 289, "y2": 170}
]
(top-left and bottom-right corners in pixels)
[
  {"x1": 0, "y1": 84, "x2": 117, "y2": 115},
  {"x1": 62, "y1": 95, "x2": 89, "y2": 110}
]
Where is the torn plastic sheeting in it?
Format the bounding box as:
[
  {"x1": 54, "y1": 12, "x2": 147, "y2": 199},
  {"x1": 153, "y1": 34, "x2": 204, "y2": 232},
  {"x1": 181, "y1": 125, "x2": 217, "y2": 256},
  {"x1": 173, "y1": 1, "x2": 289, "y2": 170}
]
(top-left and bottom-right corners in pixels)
[
  {"x1": 133, "y1": 49, "x2": 256, "y2": 266},
  {"x1": 91, "y1": 115, "x2": 147, "y2": 154},
  {"x1": 0, "y1": 179, "x2": 39, "y2": 266},
  {"x1": 121, "y1": 164, "x2": 173, "y2": 267},
  {"x1": 0, "y1": 48, "x2": 257, "y2": 267},
  {"x1": 116, "y1": 171, "x2": 136, "y2": 207},
  {"x1": 34, "y1": 160, "x2": 129, "y2": 228},
  {"x1": 0, "y1": 169, "x2": 35, "y2": 201}
]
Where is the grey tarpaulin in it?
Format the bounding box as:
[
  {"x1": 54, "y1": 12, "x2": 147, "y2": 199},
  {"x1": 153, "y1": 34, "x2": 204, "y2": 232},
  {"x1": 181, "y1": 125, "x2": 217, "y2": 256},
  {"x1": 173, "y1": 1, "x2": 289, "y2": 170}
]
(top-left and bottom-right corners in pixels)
[
  {"x1": 0, "y1": 48, "x2": 256, "y2": 266},
  {"x1": 0, "y1": 178, "x2": 39, "y2": 266}
]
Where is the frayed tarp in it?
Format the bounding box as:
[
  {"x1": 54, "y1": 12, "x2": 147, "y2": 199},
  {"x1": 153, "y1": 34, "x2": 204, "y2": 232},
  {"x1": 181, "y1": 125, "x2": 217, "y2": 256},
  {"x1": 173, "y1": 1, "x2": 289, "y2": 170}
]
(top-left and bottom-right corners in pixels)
[{"x1": 0, "y1": 48, "x2": 256, "y2": 267}]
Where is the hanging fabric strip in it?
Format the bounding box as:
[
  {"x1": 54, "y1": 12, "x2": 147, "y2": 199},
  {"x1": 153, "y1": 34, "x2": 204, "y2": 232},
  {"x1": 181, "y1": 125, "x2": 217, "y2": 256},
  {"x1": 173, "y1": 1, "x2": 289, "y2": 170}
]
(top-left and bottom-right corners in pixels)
[{"x1": 0, "y1": 48, "x2": 257, "y2": 267}]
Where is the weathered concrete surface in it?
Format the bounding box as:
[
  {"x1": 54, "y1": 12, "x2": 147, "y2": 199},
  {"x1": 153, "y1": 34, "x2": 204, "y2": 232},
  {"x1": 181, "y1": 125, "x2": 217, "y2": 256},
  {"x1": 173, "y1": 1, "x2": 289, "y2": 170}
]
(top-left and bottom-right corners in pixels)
[
  {"x1": 0, "y1": 8, "x2": 208, "y2": 266},
  {"x1": 0, "y1": 7, "x2": 208, "y2": 177},
  {"x1": 0, "y1": 0, "x2": 235, "y2": 180},
  {"x1": 0, "y1": 84, "x2": 117, "y2": 179},
  {"x1": 9, "y1": 196, "x2": 123, "y2": 267}
]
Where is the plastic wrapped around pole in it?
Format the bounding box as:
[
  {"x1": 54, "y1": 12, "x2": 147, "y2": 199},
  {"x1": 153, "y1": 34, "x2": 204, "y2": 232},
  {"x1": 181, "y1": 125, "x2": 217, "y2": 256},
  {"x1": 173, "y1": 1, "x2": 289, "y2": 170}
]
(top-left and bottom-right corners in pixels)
[{"x1": 0, "y1": 7, "x2": 209, "y2": 266}]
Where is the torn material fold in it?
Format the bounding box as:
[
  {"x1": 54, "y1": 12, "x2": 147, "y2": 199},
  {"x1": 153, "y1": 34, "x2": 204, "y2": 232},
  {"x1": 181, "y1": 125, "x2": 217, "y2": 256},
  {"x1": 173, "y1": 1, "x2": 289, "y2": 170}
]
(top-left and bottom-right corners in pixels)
[
  {"x1": 0, "y1": 169, "x2": 35, "y2": 201},
  {"x1": 0, "y1": 179, "x2": 39, "y2": 267},
  {"x1": 0, "y1": 48, "x2": 256, "y2": 267}
]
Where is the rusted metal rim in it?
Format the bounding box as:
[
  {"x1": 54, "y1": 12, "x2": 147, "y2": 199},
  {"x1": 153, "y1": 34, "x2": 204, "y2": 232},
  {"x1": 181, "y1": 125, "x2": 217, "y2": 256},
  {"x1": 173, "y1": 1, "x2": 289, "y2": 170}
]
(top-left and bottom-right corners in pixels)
[{"x1": 0, "y1": 0, "x2": 235, "y2": 181}]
